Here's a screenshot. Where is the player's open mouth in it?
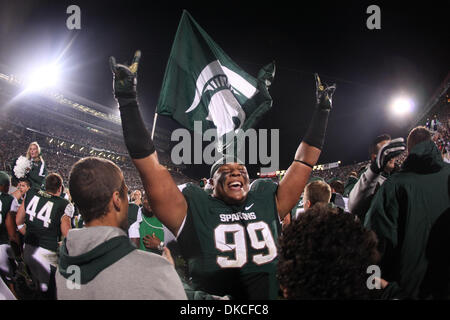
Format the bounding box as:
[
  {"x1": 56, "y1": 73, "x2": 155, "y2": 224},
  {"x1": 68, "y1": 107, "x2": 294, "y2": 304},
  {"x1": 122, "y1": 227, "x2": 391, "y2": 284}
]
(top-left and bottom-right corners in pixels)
[{"x1": 228, "y1": 181, "x2": 243, "y2": 191}]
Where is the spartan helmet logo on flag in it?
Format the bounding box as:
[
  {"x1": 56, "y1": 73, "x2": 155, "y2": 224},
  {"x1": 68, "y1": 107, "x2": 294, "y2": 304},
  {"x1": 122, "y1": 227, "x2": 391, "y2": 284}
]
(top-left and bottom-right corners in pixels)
[
  {"x1": 185, "y1": 60, "x2": 259, "y2": 138},
  {"x1": 156, "y1": 10, "x2": 275, "y2": 154}
]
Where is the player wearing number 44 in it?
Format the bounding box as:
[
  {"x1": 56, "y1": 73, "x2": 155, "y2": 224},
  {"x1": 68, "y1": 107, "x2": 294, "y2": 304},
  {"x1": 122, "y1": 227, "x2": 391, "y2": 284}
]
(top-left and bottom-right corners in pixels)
[
  {"x1": 110, "y1": 50, "x2": 336, "y2": 299},
  {"x1": 15, "y1": 173, "x2": 74, "y2": 299}
]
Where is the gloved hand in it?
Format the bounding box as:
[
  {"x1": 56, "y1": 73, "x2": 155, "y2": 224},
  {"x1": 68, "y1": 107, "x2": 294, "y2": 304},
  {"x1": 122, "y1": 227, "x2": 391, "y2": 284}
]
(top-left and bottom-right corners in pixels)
[
  {"x1": 302, "y1": 74, "x2": 336, "y2": 150},
  {"x1": 109, "y1": 50, "x2": 141, "y2": 105},
  {"x1": 315, "y1": 73, "x2": 336, "y2": 110},
  {"x1": 370, "y1": 138, "x2": 406, "y2": 174}
]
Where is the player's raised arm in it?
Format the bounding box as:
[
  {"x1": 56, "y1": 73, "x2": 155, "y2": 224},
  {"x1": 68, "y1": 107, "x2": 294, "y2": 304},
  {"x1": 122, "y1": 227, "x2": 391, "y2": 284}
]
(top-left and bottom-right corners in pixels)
[
  {"x1": 276, "y1": 74, "x2": 336, "y2": 218},
  {"x1": 109, "y1": 50, "x2": 187, "y2": 236}
]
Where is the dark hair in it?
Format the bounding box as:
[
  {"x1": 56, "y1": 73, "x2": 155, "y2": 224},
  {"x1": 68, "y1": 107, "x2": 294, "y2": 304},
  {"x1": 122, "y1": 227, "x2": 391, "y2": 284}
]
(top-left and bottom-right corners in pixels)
[
  {"x1": 45, "y1": 173, "x2": 63, "y2": 194},
  {"x1": 69, "y1": 157, "x2": 126, "y2": 223},
  {"x1": 329, "y1": 179, "x2": 344, "y2": 195},
  {"x1": 407, "y1": 126, "x2": 432, "y2": 152},
  {"x1": 19, "y1": 178, "x2": 31, "y2": 187},
  {"x1": 277, "y1": 203, "x2": 380, "y2": 299},
  {"x1": 369, "y1": 134, "x2": 391, "y2": 157},
  {"x1": 304, "y1": 180, "x2": 331, "y2": 206}
]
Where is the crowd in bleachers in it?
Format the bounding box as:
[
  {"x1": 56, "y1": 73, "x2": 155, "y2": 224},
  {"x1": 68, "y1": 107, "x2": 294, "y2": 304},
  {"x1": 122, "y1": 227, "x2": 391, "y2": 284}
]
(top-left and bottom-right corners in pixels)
[{"x1": 0, "y1": 113, "x2": 195, "y2": 192}]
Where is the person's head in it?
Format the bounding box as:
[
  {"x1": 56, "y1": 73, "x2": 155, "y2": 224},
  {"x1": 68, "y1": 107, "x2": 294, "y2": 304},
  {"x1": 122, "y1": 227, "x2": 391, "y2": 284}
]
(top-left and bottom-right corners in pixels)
[
  {"x1": 277, "y1": 203, "x2": 380, "y2": 299},
  {"x1": 349, "y1": 171, "x2": 358, "y2": 179},
  {"x1": 69, "y1": 157, "x2": 128, "y2": 230},
  {"x1": 26, "y1": 142, "x2": 42, "y2": 161},
  {"x1": 18, "y1": 179, "x2": 31, "y2": 195},
  {"x1": 329, "y1": 179, "x2": 344, "y2": 195},
  {"x1": 407, "y1": 126, "x2": 432, "y2": 153},
  {"x1": 369, "y1": 134, "x2": 391, "y2": 162},
  {"x1": 303, "y1": 180, "x2": 332, "y2": 210},
  {"x1": 210, "y1": 157, "x2": 250, "y2": 206},
  {"x1": 45, "y1": 173, "x2": 63, "y2": 196},
  {"x1": 199, "y1": 178, "x2": 208, "y2": 189},
  {"x1": 131, "y1": 190, "x2": 142, "y2": 203},
  {"x1": 0, "y1": 171, "x2": 11, "y2": 193}
]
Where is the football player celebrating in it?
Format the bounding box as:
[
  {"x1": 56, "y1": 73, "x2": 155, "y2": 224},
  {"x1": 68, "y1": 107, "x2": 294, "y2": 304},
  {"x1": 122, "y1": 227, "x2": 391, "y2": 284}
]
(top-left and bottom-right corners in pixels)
[
  {"x1": 110, "y1": 51, "x2": 335, "y2": 299},
  {"x1": 16, "y1": 173, "x2": 73, "y2": 299}
]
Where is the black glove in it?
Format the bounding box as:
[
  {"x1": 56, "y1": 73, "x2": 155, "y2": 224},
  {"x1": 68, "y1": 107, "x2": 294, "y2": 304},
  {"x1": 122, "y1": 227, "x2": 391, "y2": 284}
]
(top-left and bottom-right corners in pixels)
[
  {"x1": 109, "y1": 50, "x2": 141, "y2": 106},
  {"x1": 315, "y1": 73, "x2": 336, "y2": 110},
  {"x1": 109, "y1": 50, "x2": 155, "y2": 159},
  {"x1": 370, "y1": 138, "x2": 406, "y2": 174},
  {"x1": 303, "y1": 74, "x2": 336, "y2": 150}
]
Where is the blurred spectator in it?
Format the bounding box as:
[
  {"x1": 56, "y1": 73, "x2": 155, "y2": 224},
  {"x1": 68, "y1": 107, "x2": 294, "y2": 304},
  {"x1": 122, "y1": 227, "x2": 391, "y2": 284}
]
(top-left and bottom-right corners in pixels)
[
  {"x1": 364, "y1": 126, "x2": 450, "y2": 299},
  {"x1": 329, "y1": 178, "x2": 347, "y2": 210},
  {"x1": 348, "y1": 134, "x2": 406, "y2": 221},
  {"x1": 303, "y1": 180, "x2": 332, "y2": 211},
  {"x1": 56, "y1": 157, "x2": 186, "y2": 300},
  {"x1": 343, "y1": 171, "x2": 359, "y2": 198},
  {"x1": 278, "y1": 203, "x2": 390, "y2": 299}
]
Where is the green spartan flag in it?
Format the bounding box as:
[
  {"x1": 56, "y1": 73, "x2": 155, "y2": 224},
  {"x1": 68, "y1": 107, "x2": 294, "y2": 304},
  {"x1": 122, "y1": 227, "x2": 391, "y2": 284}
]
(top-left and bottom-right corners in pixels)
[{"x1": 156, "y1": 10, "x2": 275, "y2": 151}]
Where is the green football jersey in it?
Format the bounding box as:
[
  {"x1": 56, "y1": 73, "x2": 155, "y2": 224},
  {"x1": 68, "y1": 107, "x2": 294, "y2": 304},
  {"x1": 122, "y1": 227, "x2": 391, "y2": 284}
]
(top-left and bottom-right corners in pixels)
[
  {"x1": 177, "y1": 178, "x2": 281, "y2": 300},
  {"x1": 0, "y1": 192, "x2": 14, "y2": 245},
  {"x1": 139, "y1": 213, "x2": 164, "y2": 254},
  {"x1": 23, "y1": 188, "x2": 74, "y2": 252},
  {"x1": 290, "y1": 196, "x2": 304, "y2": 219}
]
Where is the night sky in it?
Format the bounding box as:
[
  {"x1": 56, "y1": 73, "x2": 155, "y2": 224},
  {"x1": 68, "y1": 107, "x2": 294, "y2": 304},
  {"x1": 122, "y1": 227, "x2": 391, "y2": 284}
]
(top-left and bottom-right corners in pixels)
[{"x1": 0, "y1": 0, "x2": 448, "y2": 178}]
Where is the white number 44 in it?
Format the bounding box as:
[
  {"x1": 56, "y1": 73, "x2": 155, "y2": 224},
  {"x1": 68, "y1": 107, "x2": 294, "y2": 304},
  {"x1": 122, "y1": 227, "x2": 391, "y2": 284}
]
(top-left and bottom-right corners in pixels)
[{"x1": 26, "y1": 196, "x2": 53, "y2": 228}]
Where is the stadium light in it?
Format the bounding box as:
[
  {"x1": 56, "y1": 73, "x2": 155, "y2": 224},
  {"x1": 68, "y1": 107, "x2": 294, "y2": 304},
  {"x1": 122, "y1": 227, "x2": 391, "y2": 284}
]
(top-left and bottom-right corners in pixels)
[
  {"x1": 391, "y1": 96, "x2": 414, "y2": 116},
  {"x1": 24, "y1": 63, "x2": 60, "y2": 92}
]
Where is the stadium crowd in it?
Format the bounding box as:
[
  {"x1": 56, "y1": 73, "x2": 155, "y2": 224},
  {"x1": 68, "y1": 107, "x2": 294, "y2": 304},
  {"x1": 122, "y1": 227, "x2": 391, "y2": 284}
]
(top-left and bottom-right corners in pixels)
[
  {"x1": 0, "y1": 55, "x2": 448, "y2": 301},
  {"x1": 0, "y1": 110, "x2": 194, "y2": 192}
]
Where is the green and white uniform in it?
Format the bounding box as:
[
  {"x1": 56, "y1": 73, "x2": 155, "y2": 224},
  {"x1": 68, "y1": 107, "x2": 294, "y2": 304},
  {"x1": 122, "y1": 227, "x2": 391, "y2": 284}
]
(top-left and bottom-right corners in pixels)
[
  {"x1": 23, "y1": 188, "x2": 74, "y2": 292},
  {"x1": 27, "y1": 159, "x2": 47, "y2": 190},
  {"x1": 0, "y1": 192, "x2": 15, "y2": 246},
  {"x1": 177, "y1": 178, "x2": 281, "y2": 300},
  {"x1": 23, "y1": 188, "x2": 73, "y2": 252},
  {"x1": 290, "y1": 196, "x2": 304, "y2": 219},
  {"x1": 0, "y1": 192, "x2": 18, "y2": 280}
]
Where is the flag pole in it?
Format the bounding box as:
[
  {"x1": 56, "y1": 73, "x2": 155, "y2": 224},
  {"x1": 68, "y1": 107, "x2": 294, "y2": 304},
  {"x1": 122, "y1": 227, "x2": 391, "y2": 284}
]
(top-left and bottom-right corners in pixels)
[{"x1": 151, "y1": 112, "x2": 158, "y2": 140}]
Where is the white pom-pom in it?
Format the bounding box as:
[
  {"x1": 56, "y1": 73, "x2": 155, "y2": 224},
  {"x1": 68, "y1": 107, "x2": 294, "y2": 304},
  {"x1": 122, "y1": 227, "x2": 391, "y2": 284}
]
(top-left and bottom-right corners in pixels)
[{"x1": 13, "y1": 156, "x2": 32, "y2": 179}]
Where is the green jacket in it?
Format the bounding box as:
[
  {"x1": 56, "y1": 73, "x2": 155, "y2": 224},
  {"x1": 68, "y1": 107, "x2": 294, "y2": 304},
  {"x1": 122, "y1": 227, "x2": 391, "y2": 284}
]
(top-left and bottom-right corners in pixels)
[{"x1": 364, "y1": 140, "x2": 450, "y2": 299}]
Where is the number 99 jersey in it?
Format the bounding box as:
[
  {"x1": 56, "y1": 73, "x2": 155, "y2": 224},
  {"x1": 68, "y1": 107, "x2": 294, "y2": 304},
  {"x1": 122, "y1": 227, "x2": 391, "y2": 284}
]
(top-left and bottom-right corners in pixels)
[
  {"x1": 177, "y1": 178, "x2": 281, "y2": 300},
  {"x1": 24, "y1": 188, "x2": 74, "y2": 252}
]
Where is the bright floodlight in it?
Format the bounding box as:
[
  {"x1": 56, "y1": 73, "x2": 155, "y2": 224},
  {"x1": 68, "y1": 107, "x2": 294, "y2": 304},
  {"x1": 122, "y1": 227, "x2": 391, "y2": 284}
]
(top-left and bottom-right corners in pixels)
[
  {"x1": 391, "y1": 97, "x2": 413, "y2": 116},
  {"x1": 25, "y1": 64, "x2": 60, "y2": 91}
]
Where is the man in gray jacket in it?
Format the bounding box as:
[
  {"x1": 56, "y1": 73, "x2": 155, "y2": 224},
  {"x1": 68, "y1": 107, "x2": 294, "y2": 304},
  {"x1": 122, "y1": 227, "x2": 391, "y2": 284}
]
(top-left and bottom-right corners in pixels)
[
  {"x1": 348, "y1": 134, "x2": 406, "y2": 221},
  {"x1": 55, "y1": 157, "x2": 187, "y2": 300}
]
